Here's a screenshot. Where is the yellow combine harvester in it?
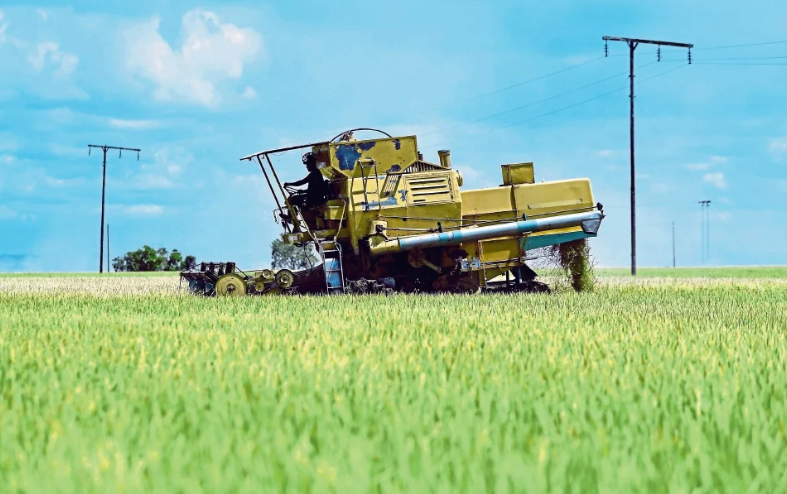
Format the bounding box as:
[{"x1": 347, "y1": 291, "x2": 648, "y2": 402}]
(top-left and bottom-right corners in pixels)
[{"x1": 180, "y1": 128, "x2": 604, "y2": 295}]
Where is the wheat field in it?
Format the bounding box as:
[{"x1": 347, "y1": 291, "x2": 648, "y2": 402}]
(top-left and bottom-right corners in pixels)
[{"x1": 1, "y1": 272, "x2": 786, "y2": 493}]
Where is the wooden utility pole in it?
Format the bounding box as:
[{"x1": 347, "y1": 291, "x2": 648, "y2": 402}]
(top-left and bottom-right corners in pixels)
[
  {"x1": 88, "y1": 145, "x2": 141, "y2": 273},
  {"x1": 602, "y1": 36, "x2": 693, "y2": 276},
  {"x1": 107, "y1": 224, "x2": 110, "y2": 273},
  {"x1": 699, "y1": 200, "x2": 711, "y2": 263}
]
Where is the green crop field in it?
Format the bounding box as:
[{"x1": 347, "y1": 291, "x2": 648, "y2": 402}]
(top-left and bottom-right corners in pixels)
[{"x1": 1, "y1": 272, "x2": 786, "y2": 493}]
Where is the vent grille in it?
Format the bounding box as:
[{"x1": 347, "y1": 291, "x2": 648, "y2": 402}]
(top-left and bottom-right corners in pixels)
[
  {"x1": 380, "y1": 174, "x2": 400, "y2": 197},
  {"x1": 406, "y1": 176, "x2": 453, "y2": 204},
  {"x1": 403, "y1": 160, "x2": 444, "y2": 173}
]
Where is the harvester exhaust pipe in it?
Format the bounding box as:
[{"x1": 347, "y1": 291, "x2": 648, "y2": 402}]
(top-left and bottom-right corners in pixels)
[
  {"x1": 369, "y1": 210, "x2": 604, "y2": 256},
  {"x1": 437, "y1": 149, "x2": 452, "y2": 169}
]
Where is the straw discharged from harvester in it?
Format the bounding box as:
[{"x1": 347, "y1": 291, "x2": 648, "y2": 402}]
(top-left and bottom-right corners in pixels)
[{"x1": 180, "y1": 128, "x2": 604, "y2": 296}]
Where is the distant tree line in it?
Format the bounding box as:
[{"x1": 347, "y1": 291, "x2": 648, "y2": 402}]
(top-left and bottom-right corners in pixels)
[
  {"x1": 112, "y1": 246, "x2": 197, "y2": 272},
  {"x1": 111, "y1": 241, "x2": 318, "y2": 273},
  {"x1": 271, "y1": 239, "x2": 318, "y2": 270}
]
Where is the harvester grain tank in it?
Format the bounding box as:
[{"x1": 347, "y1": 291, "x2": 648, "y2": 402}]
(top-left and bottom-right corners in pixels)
[{"x1": 180, "y1": 129, "x2": 604, "y2": 295}]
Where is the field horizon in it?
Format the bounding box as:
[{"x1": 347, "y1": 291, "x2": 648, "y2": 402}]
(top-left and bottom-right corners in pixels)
[{"x1": 2, "y1": 265, "x2": 786, "y2": 279}]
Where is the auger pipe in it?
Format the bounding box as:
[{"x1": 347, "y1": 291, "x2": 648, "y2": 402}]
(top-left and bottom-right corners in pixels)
[{"x1": 368, "y1": 210, "x2": 604, "y2": 256}]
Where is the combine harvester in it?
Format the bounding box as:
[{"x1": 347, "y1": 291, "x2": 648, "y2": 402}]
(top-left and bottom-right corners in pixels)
[{"x1": 181, "y1": 128, "x2": 604, "y2": 295}]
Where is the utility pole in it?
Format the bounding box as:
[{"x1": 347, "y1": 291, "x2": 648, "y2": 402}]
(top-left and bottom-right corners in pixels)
[
  {"x1": 698, "y1": 200, "x2": 711, "y2": 263},
  {"x1": 88, "y1": 145, "x2": 141, "y2": 273},
  {"x1": 107, "y1": 224, "x2": 110, "y2": 273},
  {"x1": 672, "y1": 221, "x2": 676, "y2": 268},
  {"x1": 602, "y1": 36, "x2": 693, "y2": 276}
]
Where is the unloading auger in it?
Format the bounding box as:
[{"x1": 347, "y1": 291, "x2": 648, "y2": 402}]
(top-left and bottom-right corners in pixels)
[{"x1": 180, "y1": 128, "x2": 604, "y2": 296}]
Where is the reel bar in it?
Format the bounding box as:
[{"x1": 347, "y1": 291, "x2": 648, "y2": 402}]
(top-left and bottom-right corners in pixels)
[
  {"x1": 255, "y1": 155, "x2": 284, "y2": 213},
  {"x1": 239, "y1": 141, "x2": 330, "y2": 162}
]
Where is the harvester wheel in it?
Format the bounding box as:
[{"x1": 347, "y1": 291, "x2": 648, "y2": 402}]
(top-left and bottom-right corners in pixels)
[
  {"x1": 274, "y1": 269, "x2": 295, "y2": 289},
  {"x1": 254, "y1": 269, "x2": 275, "y2": 293},
  {"x1": 215, "y1": 273, "x2": 248, "y2": 297}
]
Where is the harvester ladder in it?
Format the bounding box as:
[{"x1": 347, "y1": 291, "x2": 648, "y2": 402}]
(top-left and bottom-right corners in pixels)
[
  {"x1": 318, "y1": 240, "x2": 346, "y2": 294},
  {"x1": 358, "y1": 159, "x2": 382, "y2": 212}
]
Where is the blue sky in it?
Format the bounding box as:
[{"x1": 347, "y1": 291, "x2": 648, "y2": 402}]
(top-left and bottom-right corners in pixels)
[{"x1": 1, "y1": 0, "x2": 786, "y2": 272}]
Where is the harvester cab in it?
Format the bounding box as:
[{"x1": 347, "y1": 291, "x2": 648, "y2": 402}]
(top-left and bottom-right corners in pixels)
[{"x1": 180, "y1": 128, "x2": 605, "y2": 296}]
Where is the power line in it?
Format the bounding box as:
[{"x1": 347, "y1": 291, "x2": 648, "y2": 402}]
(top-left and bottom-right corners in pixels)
[
  {"x1": 421, "y1": 62, "x2": 686, "y2": 152},
  {"x1": 694, "y1": 39, "x2": 787, "y2": 51},
  {"x1": 497, "y1": 86, "x2": 625, "y2": 130},
  {"x1": 637, "y1": 63, "x2": 687, "y2": 82},
  {"x1": 428, "y1": 55, "x2": 607, "y2": 112},
  {"x1": 422, "y1": 60, "x2": 668, "y2": 139},
  {"x1": 644, "y1": 55, "x2": 786, "y2": 64},
  {"x1": 424, "y1": 40, "x2": 786, "y2": 114},
  {"x1": 693, "y1": 62, "x2": 787, "y2": 66},
  {"x1": 693, "y1": 55, "x2": 787, "y2": 61},
  {"x1": 421, "y1": 87, "x2": 623, "y2": 152},
  {"x1": 500, "y1": 63, "x2": 686, "y2": 131},
  {"x1": 421, "y1": 70, "x2": 629, "y2": 138}
]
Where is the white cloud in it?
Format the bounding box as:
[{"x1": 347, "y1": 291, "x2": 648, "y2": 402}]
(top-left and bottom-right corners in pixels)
[
  {"x1": 0, "y1": 11, "x2": 7, "y2": 47},
  {"x1": 134, "y1": 174, "x2": 175, "y2": 189},
  {"x1": 595, "y1": 150, "x2": 614, "y2": 158},
  {"x1": 154, "y1": 146, "x2": 191, "y2": 176},
  {"x1": 452, "y1": 164, "x2": 498, "y2": 189},
  {"x1": 0, "y1": 205, "x2": 34, "y2": 222},
  {"x1": 1, "y1": 154, "x2": 13, "y2": 164},
  {"x1": 108, "y1": 118, "x2": 160, "y2": 130},
  {"x1": 28, "y1": 41, "x2": 78, "y2": 76},
  {"x1": 243, "y1": 86, "x2": 257, "y2": 99},
  {"x1": 687, "y1": 155, "x2": 727, "y2": 171},
  {"x1": 770, "y1": 137, "x2": 787, "y2": 158},
  {"x1": 123, "y1": 146, "x2": 191, "y2": 189},
  {"x1": 702, "y1": 172, "x2": 727, "y2": 189},
  {"x1": 124, "y1": 9, "x2": 263, "y2": 106},
  {"x1": 651, "y1": 182, "x2": 677, "y2": 194},
  {"x1": 0, "y1": 12, "x2": 85, "y2": 99},
  {"x1": 0, "y1": 205, "x2": 18, "y2": 220},
  {"x1": 124, "y1": 204, "x2": 164, "y2": 215},
  {"x1": 44, "y1": 175, "x2": 83, "y2": 188}
]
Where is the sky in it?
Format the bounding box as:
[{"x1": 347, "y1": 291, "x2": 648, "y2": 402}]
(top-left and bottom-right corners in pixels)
[{"x1": 1, "y1": 0, "x2": 786, "y2": 272}]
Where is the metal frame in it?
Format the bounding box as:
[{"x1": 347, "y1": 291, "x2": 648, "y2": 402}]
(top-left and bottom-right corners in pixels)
[
  {"x1": 355, "y1": 158, "x2": 382, "y2": 212},
  {"x1": 240, "y1": 141, "x2": 329, "y2": 162}
]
